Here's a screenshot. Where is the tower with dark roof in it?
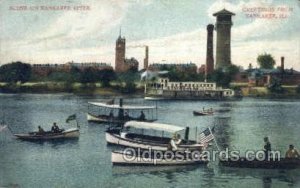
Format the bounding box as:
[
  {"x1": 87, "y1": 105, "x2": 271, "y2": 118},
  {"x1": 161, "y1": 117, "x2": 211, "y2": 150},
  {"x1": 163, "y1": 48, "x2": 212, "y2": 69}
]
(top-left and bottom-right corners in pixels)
[
  {"x1": 213, "y1": 9, "x2": 235, "y2": 69},
  {"x1": 115, "y1": 31, "x2": 126, "y2": 73}
]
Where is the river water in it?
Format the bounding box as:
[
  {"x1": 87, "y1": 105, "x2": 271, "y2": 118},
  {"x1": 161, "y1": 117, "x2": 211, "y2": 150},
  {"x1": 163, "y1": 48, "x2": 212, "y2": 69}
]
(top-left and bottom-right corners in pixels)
[{"x1": 0, "y1": 94, "x2": 300, "y2": 188}]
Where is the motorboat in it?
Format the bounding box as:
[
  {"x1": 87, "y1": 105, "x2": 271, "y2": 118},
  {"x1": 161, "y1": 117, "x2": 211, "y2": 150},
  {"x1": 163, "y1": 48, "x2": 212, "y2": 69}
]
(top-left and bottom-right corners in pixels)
[{"x1": 106, "y1": 121, "x2": 206, "y2": 151}]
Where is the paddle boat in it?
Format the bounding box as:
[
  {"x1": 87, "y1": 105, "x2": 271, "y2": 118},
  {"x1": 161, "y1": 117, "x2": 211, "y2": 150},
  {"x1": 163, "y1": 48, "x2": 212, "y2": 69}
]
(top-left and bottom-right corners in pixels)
[
  {"x1": 87, "y1": 98, "x2": 157, "y2": 124},
  {"x1": 106, "y1": 121, "x2": 206, "y2": 151}
]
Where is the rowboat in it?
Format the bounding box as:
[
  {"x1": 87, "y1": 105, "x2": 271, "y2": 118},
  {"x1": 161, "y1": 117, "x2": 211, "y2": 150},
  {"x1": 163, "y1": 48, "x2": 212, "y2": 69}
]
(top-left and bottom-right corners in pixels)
[
  {"x1": 219, "y1": 157, "x2": 300, "y2": 169},
  {"x1": 193, "y1": 110, "x2": 214, "y2": 116},
  {"x1": 111, "y1": 150, "x2": 209, "y2": 166},
  {"x1": 87, "y1": 98, "x2": 157, "y2": 124},
  {"x1": 14, "y1": 128, "x2": 79, "y2": 141},
  {"x1": 106, "y1": 121, "x2": 205, "y2": 151}
]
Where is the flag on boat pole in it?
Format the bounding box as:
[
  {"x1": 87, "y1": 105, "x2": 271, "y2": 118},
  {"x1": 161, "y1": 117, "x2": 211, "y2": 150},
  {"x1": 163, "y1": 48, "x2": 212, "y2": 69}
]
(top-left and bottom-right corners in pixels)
[
  {"x1": 198, "y1": 127, "x2": 214, "y2": 144},
  {"x1": 198, "y1": 127, "x2": 220, "y2": 151},
  {"x1": 66, "y1": 114, "x2": 76, "y2": 123},
  {"x1": 66, "y1": 114, "x2": 79, "y2": 128}
]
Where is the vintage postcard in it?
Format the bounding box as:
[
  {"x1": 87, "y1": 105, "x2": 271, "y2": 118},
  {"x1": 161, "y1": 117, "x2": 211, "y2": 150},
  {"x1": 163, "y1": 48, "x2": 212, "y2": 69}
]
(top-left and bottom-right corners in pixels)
[{"x1": 0, "y1": 0, "x2": 300, "y2": 188}]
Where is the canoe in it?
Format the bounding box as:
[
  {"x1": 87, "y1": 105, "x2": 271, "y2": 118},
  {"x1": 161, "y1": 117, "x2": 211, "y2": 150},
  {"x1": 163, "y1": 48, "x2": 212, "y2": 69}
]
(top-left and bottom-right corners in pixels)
[
  {"x1": 14, "y1": 128, "x2": 79, "y2": 141},
  {"x1": 111, "y1": 150, "x2": 209, "y2": 166},
  {"x1": 219, "y1": 157, "x2": 300, "y2": 169},
  {"x1": 193, "y1": 110, "x2": 214, "y2": 116}
]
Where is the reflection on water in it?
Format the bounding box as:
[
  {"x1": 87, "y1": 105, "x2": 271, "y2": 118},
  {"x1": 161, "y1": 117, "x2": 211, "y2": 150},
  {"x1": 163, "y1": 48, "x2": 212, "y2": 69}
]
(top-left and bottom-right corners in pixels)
[{"x1": 1, "y1": 95, "x2": 300, "y2": 187}]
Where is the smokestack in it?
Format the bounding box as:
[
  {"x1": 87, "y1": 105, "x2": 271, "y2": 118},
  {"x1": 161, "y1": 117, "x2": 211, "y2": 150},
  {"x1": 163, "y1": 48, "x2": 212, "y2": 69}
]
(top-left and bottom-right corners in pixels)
[
  {"x1": 144, "y1": 46, "x2": 149, "y2": 70},
  {"x1": 205, "y1": 24, "x2": 214, "y2": 79},
  {"x1": 281, "y1": 56, "x2": 284, "y2": 72}
]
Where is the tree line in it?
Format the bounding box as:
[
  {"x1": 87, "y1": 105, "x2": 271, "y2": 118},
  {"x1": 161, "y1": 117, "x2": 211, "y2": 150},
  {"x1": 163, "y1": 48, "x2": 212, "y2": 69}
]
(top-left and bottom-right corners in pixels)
[{"x1": 0, "y1": 62, "x2": 117, "y2": 87}]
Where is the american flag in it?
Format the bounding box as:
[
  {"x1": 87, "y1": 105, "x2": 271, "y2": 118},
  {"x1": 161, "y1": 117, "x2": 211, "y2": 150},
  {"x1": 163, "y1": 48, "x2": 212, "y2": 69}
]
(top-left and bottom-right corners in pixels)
[{"x1": 198, "y1": 128, "x2": 214, "y2": 144}]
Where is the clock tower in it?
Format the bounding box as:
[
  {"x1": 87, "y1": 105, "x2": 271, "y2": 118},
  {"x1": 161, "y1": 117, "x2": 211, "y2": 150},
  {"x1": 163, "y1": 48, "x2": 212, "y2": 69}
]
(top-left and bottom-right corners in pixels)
[{"x1": 115, "y1": 31, "x2": 126, "y2": 72}]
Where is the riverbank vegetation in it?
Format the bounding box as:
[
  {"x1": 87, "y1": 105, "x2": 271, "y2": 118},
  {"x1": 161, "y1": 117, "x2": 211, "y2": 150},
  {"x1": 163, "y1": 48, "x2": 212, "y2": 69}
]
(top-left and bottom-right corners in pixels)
[{"x1": 1, "y1": 61, "x2": 299, "y2": 98}]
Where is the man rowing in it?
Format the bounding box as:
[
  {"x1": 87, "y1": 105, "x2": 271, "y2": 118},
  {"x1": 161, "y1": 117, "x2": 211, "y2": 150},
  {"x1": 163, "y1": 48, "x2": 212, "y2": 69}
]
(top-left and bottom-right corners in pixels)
[{"x1": 285, "y1": 145, "x2": 300, "y2": 158}]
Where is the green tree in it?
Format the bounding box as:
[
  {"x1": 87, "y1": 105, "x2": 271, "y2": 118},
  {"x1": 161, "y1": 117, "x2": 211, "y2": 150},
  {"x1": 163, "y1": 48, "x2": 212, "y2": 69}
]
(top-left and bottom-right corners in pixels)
[
  {"x1": 70, "y1": 66, "x2": 81, "y2": 82},
  {"x1": 97, "y1": 69, "x2": 116, "y2": 87},
  {"x1": 117, "y1": 70, "x2": 138, "y2": 93},
  {"x1": 268, "y1": 77, "x2": 285, "y2": 94},
  {"x1": 296, "y1": 84, "x2": 300, "y2": 94},
  {"x1": 210, "y1": 64, "x2": 239, "y2": 87},
  {"x1": 80, "y1": 68, "x2": 97, "y2": 83},
  {"x1": 257, "y1": 53, "x2": 276, "y2": 69},
  {"x1": 0, "y1": 61, "x2": 32, "y2": 83}
]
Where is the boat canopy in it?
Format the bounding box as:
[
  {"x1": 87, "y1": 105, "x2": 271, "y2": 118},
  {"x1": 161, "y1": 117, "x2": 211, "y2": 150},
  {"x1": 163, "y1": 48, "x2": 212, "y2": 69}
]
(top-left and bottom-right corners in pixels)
[
  {"x1": 124, "y1": 121, "x2": 185, "y2": 133},
  {"x1": 88, "y1": 102, "x2": 156, "y2": 110}
]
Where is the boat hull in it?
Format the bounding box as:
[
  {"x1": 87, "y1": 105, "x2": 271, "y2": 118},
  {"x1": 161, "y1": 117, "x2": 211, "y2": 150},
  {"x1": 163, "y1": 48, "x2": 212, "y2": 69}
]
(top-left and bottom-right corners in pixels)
[
  {"x1": 220, "y1": 157, "x2": 300, "y2": 169},
  {"x1": 112, "y1": 151, "x2": 208, "y2": 166},
  {"x1": 14, "y1": 128, "x2": 79, "y2": 141},
  {"x1": 193, "y1": 111, "x2": 214, "y2": 116},
  {"x1": 87, "y1": 113, "x2": 156, "y2": 124},
  {"x1": 106, "y1": 132, "x2": 204, "y2": 151}
]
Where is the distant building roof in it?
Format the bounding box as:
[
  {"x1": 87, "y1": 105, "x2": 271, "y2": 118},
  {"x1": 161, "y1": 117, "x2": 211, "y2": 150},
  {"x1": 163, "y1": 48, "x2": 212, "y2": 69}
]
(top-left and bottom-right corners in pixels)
[{"x1": 213, "y1": 9, "x2": 235, "y2": 16}]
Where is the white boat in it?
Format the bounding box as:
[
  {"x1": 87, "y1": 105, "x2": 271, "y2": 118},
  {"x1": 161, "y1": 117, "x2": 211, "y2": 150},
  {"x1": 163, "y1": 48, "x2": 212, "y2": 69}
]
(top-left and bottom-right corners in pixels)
[
  {"x1": 14, "y1": 128, "x2": 79, "y2": 141},
  {"x1": 111, "y1": 150, "x2": 208, "y2": 166},
  {"x1": 106, "y1": 121, "x2": 205, "y2": 151},
  {"x1": 145, "y1": 77, "x2": 240, "y2": 100},
  {"x1": 87, "y1": 98, "x2": 157, "y2": 124}
]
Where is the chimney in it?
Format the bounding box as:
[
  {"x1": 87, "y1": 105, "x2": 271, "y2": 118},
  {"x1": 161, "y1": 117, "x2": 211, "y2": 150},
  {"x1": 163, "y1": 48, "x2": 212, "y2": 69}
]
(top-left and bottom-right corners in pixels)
[
  {"x1": 205, "y1": 24, "x2": 214, "y2": 79},
  {"x1": 281, "y1": 56, "x2": 284, "y2": 73},
  {"x1": 144, "y1": 46, "x2": 149, "y2": 70}
]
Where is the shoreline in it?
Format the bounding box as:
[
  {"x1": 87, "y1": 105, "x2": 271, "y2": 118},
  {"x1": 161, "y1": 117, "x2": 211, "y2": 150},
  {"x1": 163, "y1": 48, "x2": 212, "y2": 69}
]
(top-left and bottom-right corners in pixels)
[{"x1": 1, "y1": 82, "x2": 300, "y2": 99}]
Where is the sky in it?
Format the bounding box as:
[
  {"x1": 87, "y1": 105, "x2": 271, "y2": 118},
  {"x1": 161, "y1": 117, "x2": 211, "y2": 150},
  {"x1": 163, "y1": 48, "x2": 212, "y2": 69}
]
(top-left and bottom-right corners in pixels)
[{"x1": 0, "y1": 0, "x2": 299, "y2": 70}]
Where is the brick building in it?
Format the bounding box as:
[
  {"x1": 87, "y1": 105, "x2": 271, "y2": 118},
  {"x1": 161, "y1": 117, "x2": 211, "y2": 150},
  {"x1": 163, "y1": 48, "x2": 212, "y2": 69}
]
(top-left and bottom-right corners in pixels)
[{"x1": 114, "y1": 34, "x2": 139, "y2": 73}]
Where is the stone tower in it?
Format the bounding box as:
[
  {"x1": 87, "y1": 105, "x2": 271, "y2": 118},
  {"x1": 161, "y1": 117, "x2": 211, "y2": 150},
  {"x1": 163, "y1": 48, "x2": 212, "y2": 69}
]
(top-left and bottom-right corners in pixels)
[
  {"x1": 205, "y1": 24, "x2": 214, "y2": 77},
  {"x1": 115, "y1": 32, "x2": 126, "y2": 73},
  {"x1": 213, "y1": 9, "x2": 235, "y2": 69}
]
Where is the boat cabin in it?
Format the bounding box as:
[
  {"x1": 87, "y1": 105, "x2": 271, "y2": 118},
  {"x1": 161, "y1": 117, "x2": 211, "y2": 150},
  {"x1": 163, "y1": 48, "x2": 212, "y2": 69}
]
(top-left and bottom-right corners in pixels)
[{"x1": 87, "y1": 99, "x2": 158, "y2": 124}]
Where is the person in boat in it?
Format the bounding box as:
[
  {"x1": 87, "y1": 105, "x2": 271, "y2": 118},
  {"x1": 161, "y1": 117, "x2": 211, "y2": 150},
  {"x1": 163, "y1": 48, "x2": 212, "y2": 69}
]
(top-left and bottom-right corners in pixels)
[
  {"x1": 37, "y1": 126, "x2": 45, "y2": 135},
  {"x1": 285, "y1": 145, "x2": 300, "y2": 158},
  {"x1": 169, "y1": 134, "x2": 182, "y2": 151},
  {"x1": 263, "y1": 137, "x2": 271, "y2": 158},
  {"x1": 51, "y1": 122, "x2": 60, "y2": 133},
  {"x1": 139, "y1": 111, "x2": 145, "y2": 121},
  {"x1": 124, "y1": 111, "x2": 130, "y2": 120},
  {"x1": 109, "y1": 110, "x2": 114, "y2": 119}
]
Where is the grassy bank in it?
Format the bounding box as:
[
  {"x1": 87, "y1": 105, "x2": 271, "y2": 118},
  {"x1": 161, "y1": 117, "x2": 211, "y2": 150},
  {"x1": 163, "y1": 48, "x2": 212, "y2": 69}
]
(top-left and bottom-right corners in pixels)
[
  {"x1": 0, "y1": 82, "x2": 144, "y2": 96},
  {"x1": 240, "y1": 86, "x2": 300, "y2": 98}
]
